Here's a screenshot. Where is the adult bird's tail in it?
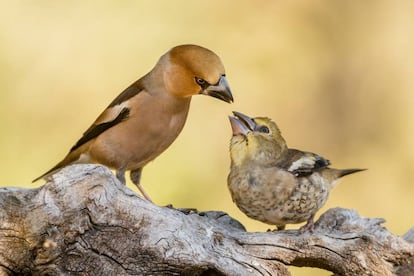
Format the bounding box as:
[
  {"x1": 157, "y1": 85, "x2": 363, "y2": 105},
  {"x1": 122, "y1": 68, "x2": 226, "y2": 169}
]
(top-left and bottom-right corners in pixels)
[{"x1": 32, "y1": 148, "x2": 84, "y2": 182}]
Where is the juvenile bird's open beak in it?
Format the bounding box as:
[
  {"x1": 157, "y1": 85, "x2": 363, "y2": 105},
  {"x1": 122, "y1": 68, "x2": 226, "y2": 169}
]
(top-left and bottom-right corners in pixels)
[
  {"x1": 232, "y1": 111, "x2": 256, "y2": 130},
  {"x1": 203, "y1": 75, "x2": 233, "y2": 103},
  {"x1": 229, "y1": 111, "x2": 256, "y2": 136}
]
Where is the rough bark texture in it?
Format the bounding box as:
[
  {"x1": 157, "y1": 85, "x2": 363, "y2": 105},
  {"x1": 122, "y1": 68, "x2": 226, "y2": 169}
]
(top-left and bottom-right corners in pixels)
[{"x1": 0, "y1": 164, "x2": 413, "y2": 275}]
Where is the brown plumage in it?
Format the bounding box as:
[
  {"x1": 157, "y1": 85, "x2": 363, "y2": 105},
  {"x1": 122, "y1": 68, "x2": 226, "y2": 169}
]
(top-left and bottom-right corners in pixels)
[
  {"x1": 227, "y1": 111, "x2": 364, "y2": 232},
  {"x1": 34, "y1": 45, "x2": 233, "y2": 202}
]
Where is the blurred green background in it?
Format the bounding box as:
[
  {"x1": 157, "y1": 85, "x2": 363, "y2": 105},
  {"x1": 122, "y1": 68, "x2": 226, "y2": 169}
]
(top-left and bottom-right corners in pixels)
[{"x1": 1, "y1": 1, "x2": 413, "y2": 275}]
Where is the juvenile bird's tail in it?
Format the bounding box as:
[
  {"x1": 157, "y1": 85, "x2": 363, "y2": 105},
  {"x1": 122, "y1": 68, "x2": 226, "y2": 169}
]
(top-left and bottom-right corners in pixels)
[
  {"x1": 326, "y1": 168, "x2": 366, "y2": 189},
  {"x1": 338, "y1": 168, "x2": 367, "y2": 178}
]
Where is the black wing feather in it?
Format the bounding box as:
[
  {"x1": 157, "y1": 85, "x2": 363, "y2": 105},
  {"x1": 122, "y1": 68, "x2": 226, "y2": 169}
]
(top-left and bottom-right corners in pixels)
[
  {"x1": 70, "y1": 107, "x2": 130, "y2": 152},
  {"x1": 314, "y1": 155, "x2": 330, "y2": 169},
  {"x1": 70, "y1": 79, "x2": 145, "y2": 152},
  {"x1": 279, "y1": 149, "x2": 330, "y2": 177},
  {"x1": 291, "y1": 153, "x2": 330, "y2": 177},
  {"x1": 108, "y1": 79, "x2": 144, "y2": 108}
]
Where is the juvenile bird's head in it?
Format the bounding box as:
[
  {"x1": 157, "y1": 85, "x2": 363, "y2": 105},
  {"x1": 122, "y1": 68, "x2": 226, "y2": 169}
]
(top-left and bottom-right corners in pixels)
[
  {"x1": 228, "y1": 111, "x2": 287, "y2": 167},
  {"x1": 160, "y1": 44, "x2": 233, "y2": 102}
]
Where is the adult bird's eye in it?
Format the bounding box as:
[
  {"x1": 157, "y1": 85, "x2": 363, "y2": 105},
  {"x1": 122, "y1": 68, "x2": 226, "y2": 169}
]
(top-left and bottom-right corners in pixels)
[
  {"x1": 258, "y1": 125, "x2": 270, "y2": 133},
  {"x1": 195, "y1": 77, "x2": 209, "y2": 89}
]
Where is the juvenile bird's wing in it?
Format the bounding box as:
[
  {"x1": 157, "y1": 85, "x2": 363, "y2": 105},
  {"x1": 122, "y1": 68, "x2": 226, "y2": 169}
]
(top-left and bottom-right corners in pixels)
[
  {"x1": 278, "y1": 149, "x2": 330, "y2": 177},
  {"x1": 70, "y1": 80, "x2": 144, "y2": 152}
]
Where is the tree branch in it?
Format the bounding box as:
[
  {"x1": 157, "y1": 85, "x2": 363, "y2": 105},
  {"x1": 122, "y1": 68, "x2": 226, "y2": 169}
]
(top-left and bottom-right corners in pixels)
[{"x1": 1, "y1": 165, "x2": 413, "y2": 275}]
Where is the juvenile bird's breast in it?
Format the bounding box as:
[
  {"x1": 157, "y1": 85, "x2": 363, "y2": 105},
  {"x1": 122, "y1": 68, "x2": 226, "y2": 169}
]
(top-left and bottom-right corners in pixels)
[
  {"x1": 227, "y1": 166, "x2": 332, "y2": 226},
  {"x1": 277, "y1": 172, "x2": 331, "y2": 224}
]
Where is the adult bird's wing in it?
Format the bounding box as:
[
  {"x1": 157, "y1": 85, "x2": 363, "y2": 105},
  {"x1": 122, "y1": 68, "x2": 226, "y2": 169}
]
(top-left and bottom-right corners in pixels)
[
  {"x1": 70, "y1": 79, "x2": 144, "y2": 152},
  {"x1": 32, "y1": 80, "x2": 144, "y2": 183}
]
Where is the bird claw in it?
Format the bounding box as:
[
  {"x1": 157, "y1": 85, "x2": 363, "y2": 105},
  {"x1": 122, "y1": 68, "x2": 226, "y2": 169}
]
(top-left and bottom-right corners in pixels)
[
  {"x1": 165, "y1": 205, "x2": 198, "y2": 215},
  {"x1": 170, "y1": 204, "x2": 198, "y2": 215},
  {"x1": 266, "y1": 225, "x2": 286, "y2": 232},
  {"x1": 298, "y1": 216, "x2": 315, "y2": 234},
  {"x1": 298, "y1": 224, "x2": 314, "y2": 234}
]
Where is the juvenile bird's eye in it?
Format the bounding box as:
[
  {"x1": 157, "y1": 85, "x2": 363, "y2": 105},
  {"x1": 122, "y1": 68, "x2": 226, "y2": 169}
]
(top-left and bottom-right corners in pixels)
[
  {"x1": 195, "y1": 77, "x2": 209, "y2": 89},
  {"x1": 258, "y1": 125, "x2": 270, "y2": 134}
]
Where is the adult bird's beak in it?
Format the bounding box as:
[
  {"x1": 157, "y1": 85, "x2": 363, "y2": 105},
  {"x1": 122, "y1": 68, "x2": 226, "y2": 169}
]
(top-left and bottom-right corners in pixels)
[
  {"x1": 229, "y1": 111, "x2": 256, "y2": 136},
  {"x1": 203, "y1": 75, "x2": 233, "y2": 103}
]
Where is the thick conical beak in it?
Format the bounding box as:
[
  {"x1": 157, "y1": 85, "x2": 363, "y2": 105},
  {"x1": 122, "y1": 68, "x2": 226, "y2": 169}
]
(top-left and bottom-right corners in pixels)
[
  {"x1": 203, "y1": 75, "x2": 233, "y2": 103},
  {"x1": 229, "y1": 116, "x2": 249, "y2": 136},
  {"x1": 229, "y1": 111, "x2": 256, "y2": 136},
  {"x1": 232, "y1": 111, "x2": 256, "y2": 131}
]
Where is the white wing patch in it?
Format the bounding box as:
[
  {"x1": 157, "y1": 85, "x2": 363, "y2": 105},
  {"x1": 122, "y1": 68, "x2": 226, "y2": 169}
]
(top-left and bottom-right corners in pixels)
[
  {"x1": 94, "y1": 101, "x2": 130, "y2": 125},
  {"x1": 288, "y1": 156, "x2": 316, "y2": 172}
]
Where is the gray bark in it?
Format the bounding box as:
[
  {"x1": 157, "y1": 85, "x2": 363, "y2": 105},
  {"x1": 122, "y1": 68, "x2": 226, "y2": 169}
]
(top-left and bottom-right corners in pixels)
[{"x1": 0, "y1": 164, "x2": 413, "y2": 275}]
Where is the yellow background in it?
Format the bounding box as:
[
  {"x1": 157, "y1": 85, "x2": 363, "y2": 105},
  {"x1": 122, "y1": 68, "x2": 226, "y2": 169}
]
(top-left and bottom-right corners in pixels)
[{"x1": 1, "y1": 1, "x2": 413, "y2": 275}]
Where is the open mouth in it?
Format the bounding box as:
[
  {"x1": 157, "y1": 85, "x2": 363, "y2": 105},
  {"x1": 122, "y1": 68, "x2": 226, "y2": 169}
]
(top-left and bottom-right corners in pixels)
[{"x1": 228, "y1": 111, "x2": 256, "y2": 136}]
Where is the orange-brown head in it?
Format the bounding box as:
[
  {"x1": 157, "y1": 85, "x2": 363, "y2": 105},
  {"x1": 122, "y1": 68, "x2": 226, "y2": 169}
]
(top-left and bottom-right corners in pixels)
[{"x1": 159, "y1": 44, "x2": 233, "y2": 102}]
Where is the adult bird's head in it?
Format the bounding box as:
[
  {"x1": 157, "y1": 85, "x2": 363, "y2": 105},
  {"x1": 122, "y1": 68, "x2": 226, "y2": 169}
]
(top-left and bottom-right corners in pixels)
[
  {"x1": 228, "y1": 111, "x2": 287, "y2": 167},
  {"x1": 159, "y1": 44, "x2": 233, "y2": 103}
]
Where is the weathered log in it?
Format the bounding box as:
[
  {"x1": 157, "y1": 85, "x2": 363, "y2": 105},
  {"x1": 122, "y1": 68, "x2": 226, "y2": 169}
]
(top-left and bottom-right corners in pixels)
[{"x1": 0, "y1": 164, "x2": 412, "y2": 275}]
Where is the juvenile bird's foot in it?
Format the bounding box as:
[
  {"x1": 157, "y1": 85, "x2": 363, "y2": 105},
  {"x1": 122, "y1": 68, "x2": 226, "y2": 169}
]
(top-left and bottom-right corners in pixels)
[
  {"x1": 299, "y1": 214, "x2": 315, "y2": 234},
  {"x1": 266, "y1": 225, "x2": 286, "y2": 232},
  {"x1": 177, "y1": 208, "x2": 198, "y2": 214},
  {"x1": 164, "y1": 204, "x2": 198, "y2": 214},
  {"x1": 277, "y1": 225, "x2": 286, "y2": 231}
]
